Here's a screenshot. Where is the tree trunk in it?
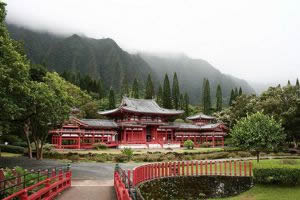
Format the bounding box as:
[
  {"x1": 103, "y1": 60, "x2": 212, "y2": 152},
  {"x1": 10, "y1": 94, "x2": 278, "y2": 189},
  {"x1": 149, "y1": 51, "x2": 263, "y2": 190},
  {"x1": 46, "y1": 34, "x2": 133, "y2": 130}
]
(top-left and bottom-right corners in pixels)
[
  {"x1": 24, "y1": 120, "x2": 32, "y2": 159},
  {"x1": 256, "y1": 151, "x2": 260, "y2": 163}
]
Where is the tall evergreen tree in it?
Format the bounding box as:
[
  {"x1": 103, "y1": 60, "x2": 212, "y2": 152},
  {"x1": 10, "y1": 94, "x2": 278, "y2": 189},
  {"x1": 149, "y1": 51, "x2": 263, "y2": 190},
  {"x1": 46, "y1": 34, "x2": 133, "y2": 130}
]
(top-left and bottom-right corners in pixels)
[
  {"x1": 131, "y1": 78, "x2": 139, "y2": 99},
  {"x1": 145, "y1": 74, "x2": 154, "y2": 99},
  {"x1": 121, "y1": 75, "x2": 129, "y2": 97},
  {"x1": 296, "y1": 78, "x2": 300, "y2": 97},
  {"x1": 156, "y1": 84, "x2": 163, "y2": 106},
  {"x1": 203, "y1": 79, "x2": 212, "y2": 114},
  {"x1": 184, "y1": 92, "x2": 190, "y2": 117},
  {"x1": 108, "y1": 88, "x2": 115, "y2": 109},
  {"x1": 234, "y1": 87, "x2": 239, "y2": 99},
  {"x1": 163, "y1": 74, "x2": 172, "y2": 109},
  {"x1": 179, "y1": 93, "x2": 184, "y2": 110},
  {"x1": 172, "y1": 72, "x2": 180, "y2": 109},
  {"x1": 202, "y1": 78, "x2": 207, "y2": 105},
  {"x1": 239, "y1": 87, "x2": 243, "y2": 96},
  {"x1": 97, "y1": 79, "x2": 104, "y2": 99},
  {"x1": 288, "y1": 80, "x2": 291, "y2": 86},
  {"x1": 216, "y1": 84, "x2": 222, "y2": 112},
  {"x1": 229, "y1": 89, "x2": 235, "y2": 106}
]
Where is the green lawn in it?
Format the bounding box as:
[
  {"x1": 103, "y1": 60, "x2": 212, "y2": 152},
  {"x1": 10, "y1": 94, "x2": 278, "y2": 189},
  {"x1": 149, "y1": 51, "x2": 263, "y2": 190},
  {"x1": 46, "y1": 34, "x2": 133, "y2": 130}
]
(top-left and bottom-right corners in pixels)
[
  {"x1": 213, "y1": 184, "x2": 300, "y2": 200},
  {"x1": 0, "y1": 152, "x2": 22, "y2": 157}
]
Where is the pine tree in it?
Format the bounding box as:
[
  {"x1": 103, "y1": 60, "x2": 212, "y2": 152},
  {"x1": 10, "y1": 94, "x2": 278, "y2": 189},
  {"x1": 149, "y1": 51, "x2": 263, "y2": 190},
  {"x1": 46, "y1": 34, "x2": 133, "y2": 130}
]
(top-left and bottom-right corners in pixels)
[
  {"x1": 296, "y1": 78, "x2": 300, "y2": 97},
  {"x1": 234, "y1": 87, "x2": 239, "y2": 99},
  {"x1": 156, "y1": 84, "x2": 163, "y2": 106},
  {"x1": 202, "y1": 78, "x2": 207, "y2": 105},
  {"x1": 97, "y1": 79, "x2": 104, "y2": 99},
  {"x1": 203, "y1": 79, "x2": 212, "y2": 115},
  {"x1": 163, "y1": 74, "x2": 172, "y2": 109},
  {"x1": 145, "y1": 74, "x2": 154, "y2": 99},
  {"x1": 239, "y1": 87, "x2": 243, "y2": 96},
  {"x1": 121, "y1": 75, "x2": 129, "y2": 97},
  {"x1": 108, "y1": 88, "x2": 115, "y2": 109},
  {"x1": 179, "y1": 93, "x2": 184, "y2": 110},
  {"x1": 172, "y1": 72, "x2": 180, "y2": 109},
  {"x1": 132, "y1": 78, "x2": 139, "y2": 99},
  {"x1": 288, "y1": 80, "x2": 291, "y2": 86},
  {"x1": 216, "y1": 84, "x2": 222, "y2": 112},
  {"x1": 184, "y1": 92, "x2": 190, "y2": 117},
  {"x1": 229, "y1": 89, "x2": 235, "y2": 106}
]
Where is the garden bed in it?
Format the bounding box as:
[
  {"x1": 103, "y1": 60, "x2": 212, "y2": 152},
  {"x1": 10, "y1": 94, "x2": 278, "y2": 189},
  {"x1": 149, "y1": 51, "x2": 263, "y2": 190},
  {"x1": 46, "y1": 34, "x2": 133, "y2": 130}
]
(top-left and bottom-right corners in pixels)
[{"x1": 137, "y1": 176, "x2": 253, "y2": 200}]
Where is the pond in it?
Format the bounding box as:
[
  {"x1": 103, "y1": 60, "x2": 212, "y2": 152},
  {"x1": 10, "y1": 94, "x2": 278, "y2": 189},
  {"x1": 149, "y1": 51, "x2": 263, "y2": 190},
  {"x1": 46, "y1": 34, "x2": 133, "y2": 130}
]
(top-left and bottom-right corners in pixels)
[{"x1": 137, "y1": 176, "x2": 253, "y2": 200}]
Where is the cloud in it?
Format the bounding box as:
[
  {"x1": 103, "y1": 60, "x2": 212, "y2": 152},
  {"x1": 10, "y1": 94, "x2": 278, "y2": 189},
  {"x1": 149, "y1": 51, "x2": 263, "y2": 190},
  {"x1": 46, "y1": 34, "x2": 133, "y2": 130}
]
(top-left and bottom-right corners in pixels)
[{"x1": 4, "y1": 0, "x2": 300, "y2": 84}]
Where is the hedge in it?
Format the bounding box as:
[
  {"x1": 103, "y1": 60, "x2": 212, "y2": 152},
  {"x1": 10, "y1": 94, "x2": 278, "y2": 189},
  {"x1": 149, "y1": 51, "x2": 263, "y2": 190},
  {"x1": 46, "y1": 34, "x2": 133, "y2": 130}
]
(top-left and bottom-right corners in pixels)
[
  {"x1": 0, "y1": 144, "x2": 25, "y2": 154},
  {"x1": 253, "y1": 164, "x2": 300, "y2": 185}
]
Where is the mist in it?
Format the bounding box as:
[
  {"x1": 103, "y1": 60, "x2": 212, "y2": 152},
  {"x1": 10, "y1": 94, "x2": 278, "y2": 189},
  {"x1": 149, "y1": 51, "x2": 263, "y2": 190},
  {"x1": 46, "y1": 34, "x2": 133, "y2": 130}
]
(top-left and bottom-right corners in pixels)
[{"x1": 4, "y1": 0, "x2": 300, "y2": 86}]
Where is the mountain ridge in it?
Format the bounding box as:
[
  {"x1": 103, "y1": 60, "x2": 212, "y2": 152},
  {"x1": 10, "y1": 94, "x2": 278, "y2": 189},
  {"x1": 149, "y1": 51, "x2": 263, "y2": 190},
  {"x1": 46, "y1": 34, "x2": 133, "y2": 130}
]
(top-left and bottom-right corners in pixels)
[{"x1": 7, "y1": 23, "x2": 255, "y2": 104}]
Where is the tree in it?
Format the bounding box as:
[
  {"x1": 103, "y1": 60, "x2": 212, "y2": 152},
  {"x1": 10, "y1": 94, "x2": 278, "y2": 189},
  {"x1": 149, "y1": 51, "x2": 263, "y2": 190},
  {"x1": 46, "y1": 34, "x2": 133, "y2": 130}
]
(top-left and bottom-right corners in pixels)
[
  {"x1": 163, "y1": 74, "x2": 172, "y2": 109},
  {"x1": 216, "y1": 84, "x2": 222, "y2": 112},
  {"x1": 231, "y1": 112, "x2": 285, "y2": 162},
  {"x1": 288, "y1": 80, "x2": 291, "y2": 86},
  {"x1": 156, "y1": 84, "x2": 163, "y2": 106},
  {"x1": 131, "y1": 78, "x2": 139, "y2": 99},
  {"x1": 239, "y1": 87, "x2": 243, "y2": 96},
  {"x1": 121, "y1": 75, "x2": 129, "y2": 97},
  {"x1": 108, "y1": 88, "x2": 116, "y2": 109},
  {"x1": 172, "y1": 72, "x2": 180, "y2": 109},
  {"x1": 229, "y1": 89, "x2": 235, "y2": 106},
  {"x1": 184, "y1": 140, "x2": 194, "y2": 149},
  {"x1": 296, "y1": 78, "x2": 300, "y2": 98},
  {"x1": 179, "y1": 93, "x2": 184, "y2": 110},
  {"x1": 145, "y1": 74, "x2": 154, "y2": 99},
  {"x1": 184, "y1": 93, "x2": 190, "y2": 117},
  {"x1": 234, "y1": 87, "x2": 239, "y2": 99},
  {"x1": 203, "y1": 79, "x2": 211, "y2": 114}
]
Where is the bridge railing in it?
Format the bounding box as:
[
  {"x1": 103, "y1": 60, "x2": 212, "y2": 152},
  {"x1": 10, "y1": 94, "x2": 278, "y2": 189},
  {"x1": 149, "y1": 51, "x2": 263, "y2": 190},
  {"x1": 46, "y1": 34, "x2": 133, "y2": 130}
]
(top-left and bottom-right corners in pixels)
[
  {"x1": 132, "y1": 160, "x2": 252, "y2": 186},
  {"x1": 0, "y1": 165, "x2": 72, "y2": 200},
  {"x1": 114, "y1": 160, "x2": 252, "y2": 200}
]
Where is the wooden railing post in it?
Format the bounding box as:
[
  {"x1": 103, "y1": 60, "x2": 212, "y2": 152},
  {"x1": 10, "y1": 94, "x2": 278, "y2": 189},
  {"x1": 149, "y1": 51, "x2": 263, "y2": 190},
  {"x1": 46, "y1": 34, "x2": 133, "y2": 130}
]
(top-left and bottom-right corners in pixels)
[{"x1": 210, "y1": 161, "x2": 212, "y2": 175}]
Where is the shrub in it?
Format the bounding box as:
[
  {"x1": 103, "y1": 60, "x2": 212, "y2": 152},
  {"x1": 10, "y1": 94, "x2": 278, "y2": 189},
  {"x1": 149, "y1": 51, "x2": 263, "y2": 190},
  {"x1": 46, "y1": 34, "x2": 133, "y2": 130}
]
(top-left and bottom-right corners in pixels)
[
  {"x1": 184, "y1": 140, "x2": 194, "y2": 149},
  {"x1": 115, "y1": 154, "x2": 129, "y2": 163},
  {"x1": 201, "y1": 142, "x2": 211, "y2": 148},
  {"x1": 236, "y1": 151, "x2": 252, "y2": 158},
  {"x1": 121, "y1": 148, "x2": 134, "y2": 161},
  {"x1": 93, "y1": 143, "x2": 108, "y2": 150},
  {"x1": 0, "y1": 144, "x2": 24, "y2": 154},
  {"x1": 43, "y1": 143, "x2": 55, "y2": 152},
  {"x1": 253, "y1": 164, "x2": 300, "y2": 185},
  {"x1": 69, "y1": 154, "x2": 80, "y2": 162}
]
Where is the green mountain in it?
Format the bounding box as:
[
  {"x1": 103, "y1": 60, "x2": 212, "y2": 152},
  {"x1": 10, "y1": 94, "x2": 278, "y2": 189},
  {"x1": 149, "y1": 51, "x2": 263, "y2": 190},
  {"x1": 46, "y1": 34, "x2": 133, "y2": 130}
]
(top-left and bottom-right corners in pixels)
[
  {"x1": 7, "y1": 24, "x2": 154, "y2": 91},
  {"x1": 7, "y1": 23, "x2": 254, "y2": 104},
  {"x1": 140, "y1": 53, "x2": 255, "y2": 103}
]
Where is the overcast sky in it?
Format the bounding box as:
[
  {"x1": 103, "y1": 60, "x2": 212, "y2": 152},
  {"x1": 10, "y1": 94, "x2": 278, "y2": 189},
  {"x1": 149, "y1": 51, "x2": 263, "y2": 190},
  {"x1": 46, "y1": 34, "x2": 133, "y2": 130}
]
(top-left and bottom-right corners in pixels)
[{"x1": 4, "y1": 0, "x2": 300, "y2": 85}]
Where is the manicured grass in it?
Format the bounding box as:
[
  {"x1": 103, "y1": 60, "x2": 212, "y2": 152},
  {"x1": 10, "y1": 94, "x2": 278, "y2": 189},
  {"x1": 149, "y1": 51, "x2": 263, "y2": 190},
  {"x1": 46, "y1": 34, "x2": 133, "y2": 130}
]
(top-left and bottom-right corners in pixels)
[
  {"x1": 0, "y1": 152, "x2": 22, "y2": 157},
  {"x1": 213, "y1": 184, "x2": 300, "y2": 200}
]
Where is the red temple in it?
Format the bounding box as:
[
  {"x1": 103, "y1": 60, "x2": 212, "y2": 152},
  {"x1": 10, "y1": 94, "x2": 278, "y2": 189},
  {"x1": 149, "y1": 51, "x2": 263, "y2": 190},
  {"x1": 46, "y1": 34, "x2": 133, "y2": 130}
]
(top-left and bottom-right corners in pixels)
[{"x1": 49, "y1": 97, "x2": 227, "y2": 149}]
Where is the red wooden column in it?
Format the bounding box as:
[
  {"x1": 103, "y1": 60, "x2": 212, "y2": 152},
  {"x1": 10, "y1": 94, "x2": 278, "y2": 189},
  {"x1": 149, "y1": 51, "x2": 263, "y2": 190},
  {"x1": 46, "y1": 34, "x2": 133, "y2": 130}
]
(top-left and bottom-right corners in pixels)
[
  {"x1": 222, "y1": 137, "x2": 224, "y2": 147},
  {"x1": 58, "y1": 134, "x2": 62, "y2": 149},
  {"x1": 77, "y1": 135, "x2": 80, "y2": 149}
]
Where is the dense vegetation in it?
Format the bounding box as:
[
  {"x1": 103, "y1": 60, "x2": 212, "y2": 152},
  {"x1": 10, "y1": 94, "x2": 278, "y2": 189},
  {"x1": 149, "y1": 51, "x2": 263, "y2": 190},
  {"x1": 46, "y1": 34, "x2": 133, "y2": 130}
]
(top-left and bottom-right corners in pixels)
[{"x1": 216, "y1": 81, "x2": 300, "y2": 148}]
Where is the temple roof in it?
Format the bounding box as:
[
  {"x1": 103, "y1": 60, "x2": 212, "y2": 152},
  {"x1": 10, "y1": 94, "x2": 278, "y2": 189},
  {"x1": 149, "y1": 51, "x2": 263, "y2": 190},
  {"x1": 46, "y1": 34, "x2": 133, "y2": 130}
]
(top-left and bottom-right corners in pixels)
[
  {"x1": 187, "y1": 113, "x2": 216, "y2": 120},
  {"x1": 99, "y1": 97, "x2": 184, "y2": 116},
  {"x1": 79, "y1": 119, "x2": 118, "y2": 128}
]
